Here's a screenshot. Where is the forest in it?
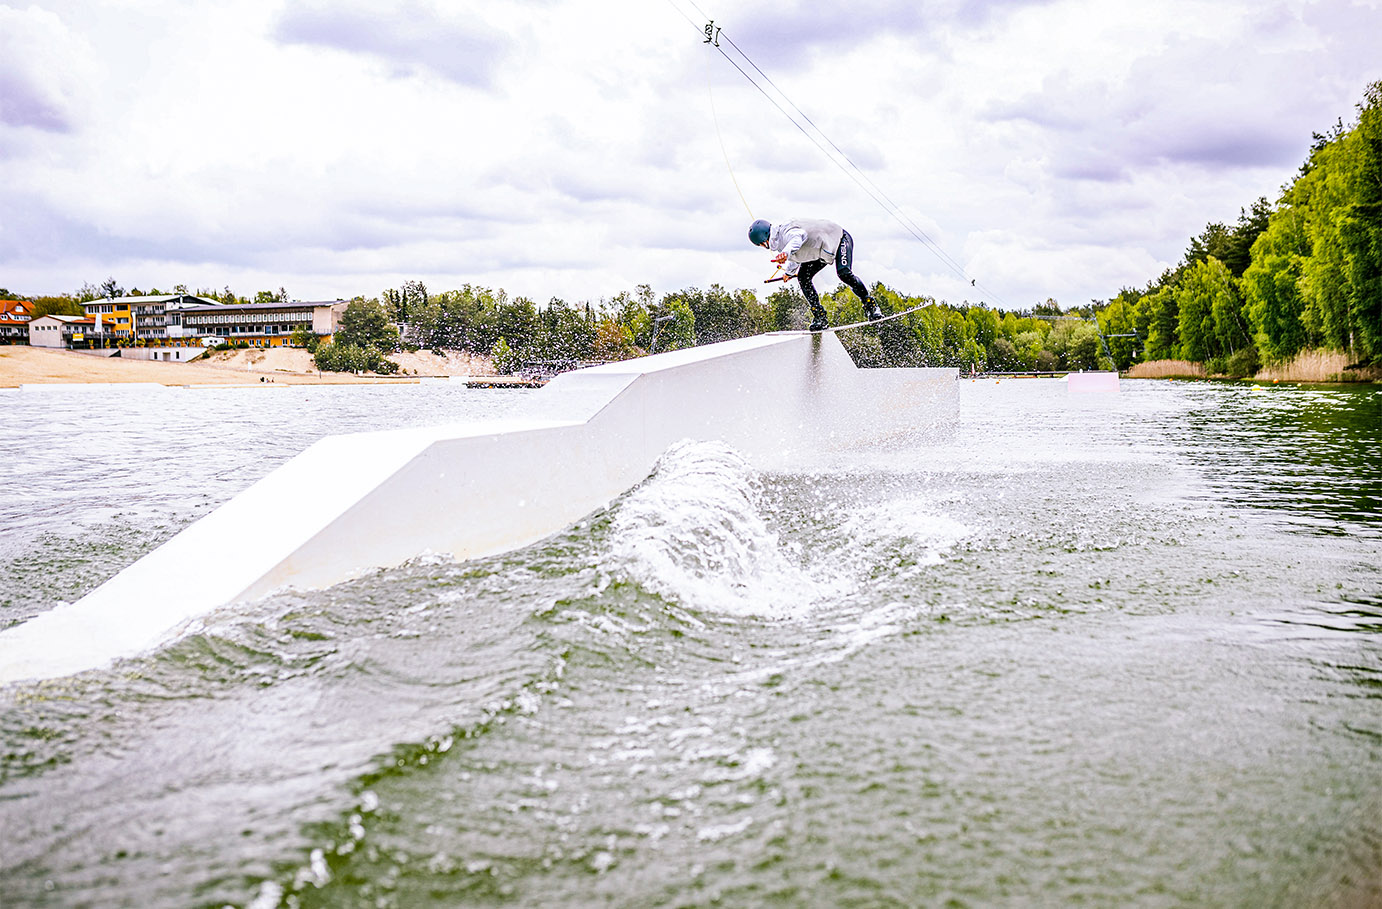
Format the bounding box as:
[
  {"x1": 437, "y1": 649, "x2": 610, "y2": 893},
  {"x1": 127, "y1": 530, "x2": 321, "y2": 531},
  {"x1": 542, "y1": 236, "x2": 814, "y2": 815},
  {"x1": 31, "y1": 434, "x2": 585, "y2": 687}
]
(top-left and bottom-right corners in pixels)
[
  {"x1": 1094, "y1": 81, "x2": 1381, "y2": 376},
  {"x1": 350, "y1": 280, "x2": 1109, "y2": 376}
]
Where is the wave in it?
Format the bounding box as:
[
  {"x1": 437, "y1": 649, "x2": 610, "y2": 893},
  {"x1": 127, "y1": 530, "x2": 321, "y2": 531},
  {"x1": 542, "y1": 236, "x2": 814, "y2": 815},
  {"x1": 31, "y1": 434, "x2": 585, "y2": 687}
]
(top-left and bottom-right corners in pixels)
[{"x1": 608, "y1": 440, "x2": 839, "y2": 619}]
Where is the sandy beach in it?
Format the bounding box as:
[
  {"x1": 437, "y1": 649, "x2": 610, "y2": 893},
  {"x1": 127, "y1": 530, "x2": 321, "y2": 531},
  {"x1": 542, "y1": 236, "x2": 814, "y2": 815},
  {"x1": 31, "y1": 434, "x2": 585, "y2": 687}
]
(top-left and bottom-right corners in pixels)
[{"x1": 0, "y1": 346, "x2": 497, "y2": 387}]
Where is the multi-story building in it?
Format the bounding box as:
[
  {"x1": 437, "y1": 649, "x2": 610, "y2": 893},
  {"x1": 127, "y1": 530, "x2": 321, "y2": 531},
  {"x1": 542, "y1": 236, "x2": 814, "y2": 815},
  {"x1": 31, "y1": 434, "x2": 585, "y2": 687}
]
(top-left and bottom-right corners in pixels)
[
  {"x1": 28, "y1": 314, "x2": 98, "y2": 348},
  {"x1": 81, "y1": 294, "x2": 218, "y2": 344},
  {"x1": 0, "y1": 300, "x2": 33, "y2": 344},
  {"x1": 179, "y1": 300, "x2": 349, "y2": 347}
]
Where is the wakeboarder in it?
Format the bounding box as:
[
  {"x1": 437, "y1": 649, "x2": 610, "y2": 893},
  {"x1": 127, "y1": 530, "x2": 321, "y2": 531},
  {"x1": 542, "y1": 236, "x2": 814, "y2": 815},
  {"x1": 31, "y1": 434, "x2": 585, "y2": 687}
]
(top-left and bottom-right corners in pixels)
[{"x1": 749, "y1": 218, "x2": 883, "y2": 331}]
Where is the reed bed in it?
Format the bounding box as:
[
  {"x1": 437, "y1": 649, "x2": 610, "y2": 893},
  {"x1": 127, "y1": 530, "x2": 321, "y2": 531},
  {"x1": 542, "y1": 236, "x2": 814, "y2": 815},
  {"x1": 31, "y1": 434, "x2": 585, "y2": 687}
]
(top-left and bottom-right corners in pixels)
[
  {"x1": 1254, "y1": 350, "x2": 1381, "y2": 383},
  {"x1": 1126, "y1": 360, "x2": 1206, "y2": 379}
]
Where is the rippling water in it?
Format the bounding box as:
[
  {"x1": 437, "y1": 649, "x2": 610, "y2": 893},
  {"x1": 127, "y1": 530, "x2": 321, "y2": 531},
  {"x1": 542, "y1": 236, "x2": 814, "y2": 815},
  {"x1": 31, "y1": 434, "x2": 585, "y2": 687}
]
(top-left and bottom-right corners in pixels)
[{"x1": 1, "y1": 378, "x2": 1379, "y2": 908}]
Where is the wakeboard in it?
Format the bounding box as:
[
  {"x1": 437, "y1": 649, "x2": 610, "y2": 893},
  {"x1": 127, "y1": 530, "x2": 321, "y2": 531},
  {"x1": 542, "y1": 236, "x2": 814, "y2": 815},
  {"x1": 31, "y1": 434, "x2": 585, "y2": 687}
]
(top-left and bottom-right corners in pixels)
[{"x1": 808, "y1": 303, "x2": 925, "y2": 333}]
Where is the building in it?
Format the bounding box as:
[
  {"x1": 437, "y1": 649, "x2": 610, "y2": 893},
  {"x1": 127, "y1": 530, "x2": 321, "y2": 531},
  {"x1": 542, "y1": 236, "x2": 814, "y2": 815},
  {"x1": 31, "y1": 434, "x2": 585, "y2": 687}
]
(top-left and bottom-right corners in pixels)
[
  {"x1": 0, "y1": 300, "x2": 33, "y2": 344},
  {"x1": 82, "y1": 294, "x2": 218, "y2": 345},
  {"x1": 29, "y1": 314, "x2": 97, "y2": 349},
  {"x1": 179, "y1": 300, "x2": 348, "y2": 347}
]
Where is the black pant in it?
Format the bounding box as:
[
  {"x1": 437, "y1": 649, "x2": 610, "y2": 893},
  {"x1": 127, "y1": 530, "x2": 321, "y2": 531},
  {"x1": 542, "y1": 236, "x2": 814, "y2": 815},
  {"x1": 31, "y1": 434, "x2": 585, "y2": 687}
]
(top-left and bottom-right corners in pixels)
[{"x1": 797, "y1": 229, "x2": 869, "y2": 316}]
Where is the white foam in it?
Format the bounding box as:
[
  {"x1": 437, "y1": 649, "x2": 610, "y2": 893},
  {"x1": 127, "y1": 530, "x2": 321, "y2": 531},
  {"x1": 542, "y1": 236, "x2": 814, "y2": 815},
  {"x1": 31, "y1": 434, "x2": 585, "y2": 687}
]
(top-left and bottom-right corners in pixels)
[
  {"x1": 697, "y1": 816, "x2": 753, "y2": 842},
  {"x1": 610, "y1": 440, "x2": 832, "y2": 619},
  {"x1": 837, "y1": 500, "x2": 973, "y2": 566}
]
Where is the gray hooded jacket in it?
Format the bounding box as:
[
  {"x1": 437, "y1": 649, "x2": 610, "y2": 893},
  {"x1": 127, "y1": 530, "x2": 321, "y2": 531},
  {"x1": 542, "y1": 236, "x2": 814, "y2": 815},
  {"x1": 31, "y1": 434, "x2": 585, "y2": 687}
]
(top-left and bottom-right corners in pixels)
[{"x1": 767, "y1": 218, "x2": 845, "y2": 277}]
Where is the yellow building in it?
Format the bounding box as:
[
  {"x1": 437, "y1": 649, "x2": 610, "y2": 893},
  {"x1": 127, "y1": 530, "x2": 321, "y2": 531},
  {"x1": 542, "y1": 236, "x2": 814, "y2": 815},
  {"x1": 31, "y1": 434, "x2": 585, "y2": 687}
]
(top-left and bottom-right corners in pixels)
[{"x1": 82, "y1": 294, "x2": 223, "y2": 346}]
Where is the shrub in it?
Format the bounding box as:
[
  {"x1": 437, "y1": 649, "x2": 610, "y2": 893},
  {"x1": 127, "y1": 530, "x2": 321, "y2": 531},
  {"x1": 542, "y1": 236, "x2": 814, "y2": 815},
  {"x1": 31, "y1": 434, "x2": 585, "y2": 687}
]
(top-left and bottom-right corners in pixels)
[
  {"x1": 491, "y1": 337, "x2": 518, "y2": 375},
  {"x1": 314, "y1": 339, "x2": 400, "y2": 374}
]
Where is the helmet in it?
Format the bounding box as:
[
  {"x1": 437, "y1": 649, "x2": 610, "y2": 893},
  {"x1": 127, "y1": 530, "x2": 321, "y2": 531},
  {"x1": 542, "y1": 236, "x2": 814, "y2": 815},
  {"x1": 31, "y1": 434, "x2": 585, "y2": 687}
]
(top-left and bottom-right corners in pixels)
[{"x1": 748, "y1": 219, "x2": 771, "y2": 246}]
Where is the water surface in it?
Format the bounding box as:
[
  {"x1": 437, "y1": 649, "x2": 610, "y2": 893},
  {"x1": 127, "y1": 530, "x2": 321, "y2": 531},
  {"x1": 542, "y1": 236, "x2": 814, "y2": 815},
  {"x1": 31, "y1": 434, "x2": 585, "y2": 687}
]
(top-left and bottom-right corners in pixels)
[{"x1": 1, "y1": 378, "x2": 1379, "y2": 907}]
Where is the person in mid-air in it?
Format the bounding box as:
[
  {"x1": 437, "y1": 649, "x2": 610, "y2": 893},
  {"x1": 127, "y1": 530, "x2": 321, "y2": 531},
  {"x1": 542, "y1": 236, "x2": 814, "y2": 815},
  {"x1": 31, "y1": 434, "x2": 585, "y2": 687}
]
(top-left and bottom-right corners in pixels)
[{"x1": 749, "y1": 218, "x2": 883, "y2": 331}]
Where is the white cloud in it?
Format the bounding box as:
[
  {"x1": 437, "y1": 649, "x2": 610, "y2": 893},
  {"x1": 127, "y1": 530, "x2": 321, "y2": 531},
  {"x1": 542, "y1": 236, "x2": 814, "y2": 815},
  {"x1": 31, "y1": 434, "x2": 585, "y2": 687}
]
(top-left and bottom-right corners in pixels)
[
  {"x1": 0, "y1": 5, "x2": 96, "y2": 137},
  {"x1": 274, "y1": 1, "x2": 514, "y2": 87},
  {"x1": 1, "y1": 0, "x2": 1380, "y2": 310}
]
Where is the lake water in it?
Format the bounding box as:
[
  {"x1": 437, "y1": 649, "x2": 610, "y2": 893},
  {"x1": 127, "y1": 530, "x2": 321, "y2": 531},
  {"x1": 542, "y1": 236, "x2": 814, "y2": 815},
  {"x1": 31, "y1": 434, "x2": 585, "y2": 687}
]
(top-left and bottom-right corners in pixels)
[{"x1": 1, "y1": 378, "x2": 1379, "y2": 908}]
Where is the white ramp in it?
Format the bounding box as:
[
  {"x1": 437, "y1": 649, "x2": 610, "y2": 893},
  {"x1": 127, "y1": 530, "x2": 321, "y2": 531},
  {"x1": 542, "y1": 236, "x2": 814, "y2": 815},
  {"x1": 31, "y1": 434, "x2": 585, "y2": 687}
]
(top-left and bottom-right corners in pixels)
[
  {"x1": 0, "y1": 332, "x2": 957, "y2": 684},
  {"x1": 1066, "y1": 371, "x2": 1121, "y2": 393}
]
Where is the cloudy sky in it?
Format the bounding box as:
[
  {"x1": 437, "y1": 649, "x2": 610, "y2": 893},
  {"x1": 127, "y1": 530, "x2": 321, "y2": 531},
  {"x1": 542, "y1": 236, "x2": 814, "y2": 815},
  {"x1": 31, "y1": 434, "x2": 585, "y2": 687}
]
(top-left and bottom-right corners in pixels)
[{"x1": 2, "y1": 0, "x2": 1380, "y2": 311}]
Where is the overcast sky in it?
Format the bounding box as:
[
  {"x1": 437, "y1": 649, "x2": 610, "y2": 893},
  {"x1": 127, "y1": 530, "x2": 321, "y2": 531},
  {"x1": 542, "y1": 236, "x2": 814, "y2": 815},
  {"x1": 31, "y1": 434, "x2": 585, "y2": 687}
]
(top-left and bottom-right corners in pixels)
[{"x1": 3, "y1": 0, "x2": 1380, "y2": 310}]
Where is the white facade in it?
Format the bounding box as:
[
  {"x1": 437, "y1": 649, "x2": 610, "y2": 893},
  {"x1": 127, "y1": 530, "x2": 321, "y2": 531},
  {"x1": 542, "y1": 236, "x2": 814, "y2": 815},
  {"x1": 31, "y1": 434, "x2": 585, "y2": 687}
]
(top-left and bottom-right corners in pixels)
[
  {"x1": 83, "y1": 295, "x2": 219, "y2": 342},
  {"x1": 28, "y1": 315, "x2": 94, "y2": 349},
  {"x1": 312, "y1": 301, "x2": 348, "y2": 336}
]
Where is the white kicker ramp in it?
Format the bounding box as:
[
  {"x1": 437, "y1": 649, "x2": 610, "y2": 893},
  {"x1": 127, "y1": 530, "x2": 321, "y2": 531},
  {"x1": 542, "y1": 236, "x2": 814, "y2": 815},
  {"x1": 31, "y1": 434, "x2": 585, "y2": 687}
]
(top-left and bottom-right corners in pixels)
[
  {"x1": 0, "y1": 332, "x2": 957, "y2": 684},
  {"x1": 1066, "y1": 371, "x2": 1121, "y2": 393}
]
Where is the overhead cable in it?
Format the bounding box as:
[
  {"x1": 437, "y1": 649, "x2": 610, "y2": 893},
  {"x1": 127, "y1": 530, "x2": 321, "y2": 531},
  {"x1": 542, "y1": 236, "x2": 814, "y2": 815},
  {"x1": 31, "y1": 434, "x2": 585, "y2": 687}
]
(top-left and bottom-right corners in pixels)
[{"x1": 662, "y1": 0, "x2": 1009, "y2": 308}]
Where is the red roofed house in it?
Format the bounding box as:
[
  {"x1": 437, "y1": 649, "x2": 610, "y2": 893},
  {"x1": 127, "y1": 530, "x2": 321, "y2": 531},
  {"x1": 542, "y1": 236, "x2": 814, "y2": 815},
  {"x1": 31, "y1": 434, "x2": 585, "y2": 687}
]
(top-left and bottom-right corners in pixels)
[{"x1": 0, "y1": 300, "x2": 32, "y2": 344}]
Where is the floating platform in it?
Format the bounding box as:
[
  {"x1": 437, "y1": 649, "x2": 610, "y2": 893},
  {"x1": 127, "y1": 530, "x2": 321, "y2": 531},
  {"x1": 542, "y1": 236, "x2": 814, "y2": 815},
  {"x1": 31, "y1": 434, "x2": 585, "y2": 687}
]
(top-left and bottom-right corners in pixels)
[{"x1": 1066, "y1": 371, "x2": 1121, "y2": 393}]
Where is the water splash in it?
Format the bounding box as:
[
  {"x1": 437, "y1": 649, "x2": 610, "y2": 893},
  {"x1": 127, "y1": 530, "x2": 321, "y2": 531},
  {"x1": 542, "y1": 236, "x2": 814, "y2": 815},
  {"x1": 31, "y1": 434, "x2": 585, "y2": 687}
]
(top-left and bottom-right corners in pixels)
[{"x1": 609, "y1": 440, "x2": 833, "y2": 619}]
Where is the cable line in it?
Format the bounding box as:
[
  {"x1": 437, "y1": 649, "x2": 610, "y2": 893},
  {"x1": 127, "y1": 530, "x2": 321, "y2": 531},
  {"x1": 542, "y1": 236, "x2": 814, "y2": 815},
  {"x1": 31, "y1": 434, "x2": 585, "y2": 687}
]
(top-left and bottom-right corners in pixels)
[
  {"x1": 705, "y1": 44, "x2": 754, "y2": 219},
  {"x1": 662, "y1": 0, "x2": 1009, "y2": 308}
]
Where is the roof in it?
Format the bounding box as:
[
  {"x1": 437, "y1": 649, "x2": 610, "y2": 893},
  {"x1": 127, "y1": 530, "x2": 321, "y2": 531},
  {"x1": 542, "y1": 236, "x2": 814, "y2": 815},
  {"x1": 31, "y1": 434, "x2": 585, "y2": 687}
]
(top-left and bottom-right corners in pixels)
[
  {"x1": 103, "y1": 294, "x2": 208, "y2": 304},
  {"x1": 32, "y1": 314, "x2": 95, "y2": 325},
  {"x1": 86, "y1": 294, "x2": 219, "y2": 308},
  {"x1": 1, "y1": 299, "x2": 31, "y2": 315},
  {"x1": 181, "y1": 299, "x2": 347, "y2": 314}
]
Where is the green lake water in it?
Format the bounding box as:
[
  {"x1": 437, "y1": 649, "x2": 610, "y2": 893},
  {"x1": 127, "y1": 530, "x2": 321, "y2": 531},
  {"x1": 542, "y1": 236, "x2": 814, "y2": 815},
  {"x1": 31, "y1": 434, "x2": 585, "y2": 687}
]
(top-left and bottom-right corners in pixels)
[{"x1": 1, "y1": 378, "x2": 1378, "y2": 907}]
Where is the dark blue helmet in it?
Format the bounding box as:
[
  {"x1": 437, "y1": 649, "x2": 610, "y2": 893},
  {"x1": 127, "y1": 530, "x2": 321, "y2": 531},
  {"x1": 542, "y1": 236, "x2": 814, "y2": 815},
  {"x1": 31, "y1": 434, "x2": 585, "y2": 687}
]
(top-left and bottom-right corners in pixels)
[{"x1": 748, "y1": 219, "x2": 771, "y2": 246}]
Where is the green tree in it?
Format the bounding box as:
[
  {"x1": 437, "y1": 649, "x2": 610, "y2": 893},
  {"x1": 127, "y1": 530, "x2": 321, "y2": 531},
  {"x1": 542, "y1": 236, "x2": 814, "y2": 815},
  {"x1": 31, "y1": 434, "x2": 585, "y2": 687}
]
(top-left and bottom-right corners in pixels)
[
  {"x1": 533, "y1": 298, "x2": 596, "y2": 362},
  {"x1": 668, "y1": 284, "x2": 765, "y2": 344},
  {"x1": 383, "y1": 280, "x2": 428, "y2": 324},
  {"x1": 1064, "y1": 323, "x2": 1106, "y2": 370},
  {"x1": 1141, "y1": 285, "x2": 1180, "y2": 360},
  {"x1": 965, "y1": 305, "x2": 1000, "y2": 351},
  {"x1": 313, "y1": 340, "x2": 397, "y2": 374},
  {"x1": 1097, "y1": 290, "x2": 1141, "y2": 370},
  {"x1": 768, "y1": 285, "x2": 806, "y2": 331},
  {"x1": 491, "y1": 336, "x2": 518, "y2": 374},
  {"x1": 29, "y1": 295, "x2": 85, "y2": 319},
  {"x1": 1339, "y1": 81, "x2": 1382, "y2": 360},
  {"x1": 647, "y1": 298, "x2": 696, "y2": 353},
  {"x1": 1223, "y1": 198, "x2": 1273, "y2": 277},
  {"x1": 97, "y1": 277, "x2": 123, "y2": 300},
  {"x1": 1244, "y1": 209, "x2": 1310, "y2": 364},
  {"x1": 987, "y1": 336, "x2": 1020, "y2": 370},
  {"x1": 591, "y1": 319, "x2": 639, "y2": 360},
  {"x1": 1185, "y1": 222, "x2": 1233, "y2": 269},
  {"x1": 336, "y1": 297, "x2": 400, "y2": 353},
  {"x1": 291, "y1": 325, "x2": 319, "y2": 351},
  {"x1": 1177, "y1": 257, "x2": 1236, "y2": 362},
  {"x1": 491, "y1": 295, "x2": 539, "y2": 356}
]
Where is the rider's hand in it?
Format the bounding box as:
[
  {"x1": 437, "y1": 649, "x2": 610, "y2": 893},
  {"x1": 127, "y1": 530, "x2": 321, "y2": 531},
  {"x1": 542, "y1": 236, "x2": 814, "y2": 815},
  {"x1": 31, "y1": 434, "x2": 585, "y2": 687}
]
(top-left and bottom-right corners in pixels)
[{"x1": 771, "y1": 253, "x2": 787, "y2": 264}]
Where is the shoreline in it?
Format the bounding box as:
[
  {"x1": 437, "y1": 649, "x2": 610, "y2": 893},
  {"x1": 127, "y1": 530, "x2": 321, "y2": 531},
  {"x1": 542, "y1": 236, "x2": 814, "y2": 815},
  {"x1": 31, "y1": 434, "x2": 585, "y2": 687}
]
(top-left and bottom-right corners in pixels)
[{"x1": 0, "y1": 345, "x2": 501, "y2": 388}]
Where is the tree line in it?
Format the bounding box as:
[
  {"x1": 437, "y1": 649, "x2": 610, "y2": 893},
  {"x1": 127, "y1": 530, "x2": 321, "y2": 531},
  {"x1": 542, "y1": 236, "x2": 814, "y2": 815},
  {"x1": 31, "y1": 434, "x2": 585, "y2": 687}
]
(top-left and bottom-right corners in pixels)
[
  {"x1": 2, "y1": 273, "x2": 1114, "y2": 375},
  {"x1": 1094, "y1": 80, "x2": 1381, "y2": 375},
  {"x1": 321, "y1": 280, "x2": 1112, "y2": 376}
]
